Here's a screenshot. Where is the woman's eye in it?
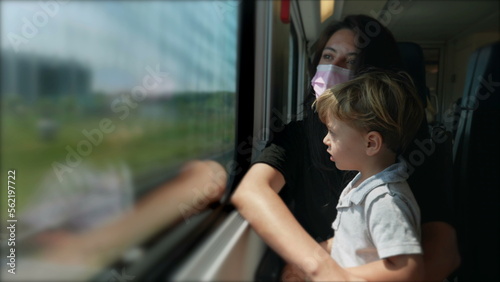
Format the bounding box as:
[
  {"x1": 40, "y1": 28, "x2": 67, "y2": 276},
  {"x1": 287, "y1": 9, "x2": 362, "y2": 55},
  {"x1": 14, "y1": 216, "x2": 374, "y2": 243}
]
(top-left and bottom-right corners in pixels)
[
  {"x1": 347, "y1": 55, "x2": 357, "y2": 65},
  {"x1": 322, "y1": 53, "x2": 333, "y2": 60}
]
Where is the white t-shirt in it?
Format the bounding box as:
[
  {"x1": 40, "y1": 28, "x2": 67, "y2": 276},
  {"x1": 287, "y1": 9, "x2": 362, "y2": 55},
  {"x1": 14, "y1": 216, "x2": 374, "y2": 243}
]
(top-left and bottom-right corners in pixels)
[{"x1": 330, "y1": 161, "x2": 422, "y2": 267}]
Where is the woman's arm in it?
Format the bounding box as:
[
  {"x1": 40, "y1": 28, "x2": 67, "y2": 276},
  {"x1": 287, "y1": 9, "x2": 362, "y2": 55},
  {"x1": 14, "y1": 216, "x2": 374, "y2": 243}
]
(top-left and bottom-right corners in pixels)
[{"x1": 421, "y1": 221, "x2": 461, "y2": 281}]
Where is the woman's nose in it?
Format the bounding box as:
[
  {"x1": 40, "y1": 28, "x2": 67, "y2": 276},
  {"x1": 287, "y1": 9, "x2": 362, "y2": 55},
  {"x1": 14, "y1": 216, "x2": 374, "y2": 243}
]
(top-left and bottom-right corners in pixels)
[{"x1": 331, "y1": 57, "x2": 347, "y2": 69}]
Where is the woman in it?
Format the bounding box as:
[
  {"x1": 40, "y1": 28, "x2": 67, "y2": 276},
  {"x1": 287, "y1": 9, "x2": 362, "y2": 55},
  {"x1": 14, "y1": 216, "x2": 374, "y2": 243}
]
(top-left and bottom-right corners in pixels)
[{"x1": 231, "y1": 15, "x2": 460, "y2": 281}]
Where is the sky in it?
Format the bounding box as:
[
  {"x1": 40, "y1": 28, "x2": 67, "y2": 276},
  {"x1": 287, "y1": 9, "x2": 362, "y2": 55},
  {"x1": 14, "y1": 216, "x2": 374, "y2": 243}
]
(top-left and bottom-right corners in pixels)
[{"x1": 1, "y1": 0, "x2": 239, "y2": 95}]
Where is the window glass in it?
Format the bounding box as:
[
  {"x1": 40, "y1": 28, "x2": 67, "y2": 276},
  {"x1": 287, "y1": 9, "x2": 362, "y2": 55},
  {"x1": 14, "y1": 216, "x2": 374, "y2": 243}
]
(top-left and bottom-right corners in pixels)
[{"x1": 1, "y1": 1, "x2": 238, "y2": 280}]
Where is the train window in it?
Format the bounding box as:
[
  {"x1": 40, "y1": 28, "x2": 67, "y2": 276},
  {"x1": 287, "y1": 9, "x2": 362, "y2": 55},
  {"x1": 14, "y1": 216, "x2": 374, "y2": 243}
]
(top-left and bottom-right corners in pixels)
[{"x1": 1, "y1": 0, "x2": 238, "y2": 280}]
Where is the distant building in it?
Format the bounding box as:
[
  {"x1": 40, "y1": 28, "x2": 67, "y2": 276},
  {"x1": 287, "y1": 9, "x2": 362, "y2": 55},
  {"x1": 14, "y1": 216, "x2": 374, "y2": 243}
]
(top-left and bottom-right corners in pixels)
[{"x1": 1, "y1": 50, "x2": 91, "y2": 102}]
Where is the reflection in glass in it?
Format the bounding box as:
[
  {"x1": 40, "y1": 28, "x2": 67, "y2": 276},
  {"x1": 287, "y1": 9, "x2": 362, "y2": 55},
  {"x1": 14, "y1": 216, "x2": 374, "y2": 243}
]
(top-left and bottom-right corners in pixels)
[{"x1": 1, "y1": 1, "x2": 238, "y2": 280}]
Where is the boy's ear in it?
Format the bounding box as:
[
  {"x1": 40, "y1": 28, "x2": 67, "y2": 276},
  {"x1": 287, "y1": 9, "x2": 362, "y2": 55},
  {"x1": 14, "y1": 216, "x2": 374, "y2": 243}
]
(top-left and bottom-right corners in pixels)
[{"x1": 365, "y1": 131, "x2": 383, "y2": 156}]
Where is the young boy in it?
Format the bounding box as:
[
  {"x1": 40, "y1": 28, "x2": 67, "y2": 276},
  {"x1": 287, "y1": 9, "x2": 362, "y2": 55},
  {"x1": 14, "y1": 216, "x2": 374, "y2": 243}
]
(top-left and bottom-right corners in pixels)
[{"x1": 313, "y1": 70, "x2": 425, "y2": 280}]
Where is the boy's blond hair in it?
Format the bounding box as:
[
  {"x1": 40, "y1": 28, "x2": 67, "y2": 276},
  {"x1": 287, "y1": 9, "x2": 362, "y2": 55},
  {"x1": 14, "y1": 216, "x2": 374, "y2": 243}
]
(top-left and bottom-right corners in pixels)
[{"x1": 314, "y1": 70, "x2": 424, "y2": 153}]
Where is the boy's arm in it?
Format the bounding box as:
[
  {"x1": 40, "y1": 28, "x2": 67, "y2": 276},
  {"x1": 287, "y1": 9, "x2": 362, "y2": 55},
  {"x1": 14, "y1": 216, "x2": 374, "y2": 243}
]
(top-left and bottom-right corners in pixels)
[{"x1": 344, "y1": 254, "x2": 424, "y2": 282}]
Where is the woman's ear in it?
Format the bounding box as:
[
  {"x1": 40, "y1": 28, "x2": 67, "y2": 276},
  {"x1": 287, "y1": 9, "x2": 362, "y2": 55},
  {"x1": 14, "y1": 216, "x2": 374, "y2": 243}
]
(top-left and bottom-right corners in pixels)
[{"x1": 365, "y1": 131, "x2": 383, "y2": 156}]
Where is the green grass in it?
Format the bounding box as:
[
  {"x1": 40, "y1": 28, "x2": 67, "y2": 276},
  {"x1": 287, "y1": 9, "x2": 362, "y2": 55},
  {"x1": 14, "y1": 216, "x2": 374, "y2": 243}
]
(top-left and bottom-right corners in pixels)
[{"x1": 1, "y1": 105, "x2": 234, "y2": 218}]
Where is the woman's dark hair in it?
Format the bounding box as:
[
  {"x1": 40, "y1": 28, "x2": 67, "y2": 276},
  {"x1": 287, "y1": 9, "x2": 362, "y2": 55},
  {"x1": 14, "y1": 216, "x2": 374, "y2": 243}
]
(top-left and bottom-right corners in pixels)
[
  {"x1": 304, "y1": 14, "x2": 404, "y2": 195},
  {"x1": 306, "y1": 14, "x2": 403, "y2": 108}
]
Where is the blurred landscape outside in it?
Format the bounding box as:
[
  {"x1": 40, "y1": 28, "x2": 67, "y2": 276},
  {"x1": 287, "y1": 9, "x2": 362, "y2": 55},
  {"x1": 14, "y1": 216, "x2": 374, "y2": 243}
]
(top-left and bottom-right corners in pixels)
[{"x1": 1, "y1": 1, "x2": 238, "y2": 278}]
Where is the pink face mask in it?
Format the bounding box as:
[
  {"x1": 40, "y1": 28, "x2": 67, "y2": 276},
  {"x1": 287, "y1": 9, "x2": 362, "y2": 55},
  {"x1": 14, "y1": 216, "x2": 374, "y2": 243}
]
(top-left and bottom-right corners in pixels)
[{"x1": 311, "y1": 64, "x2": 352, "y2": 98}]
